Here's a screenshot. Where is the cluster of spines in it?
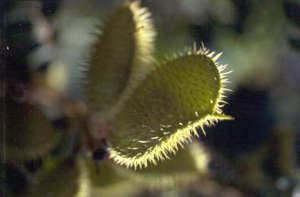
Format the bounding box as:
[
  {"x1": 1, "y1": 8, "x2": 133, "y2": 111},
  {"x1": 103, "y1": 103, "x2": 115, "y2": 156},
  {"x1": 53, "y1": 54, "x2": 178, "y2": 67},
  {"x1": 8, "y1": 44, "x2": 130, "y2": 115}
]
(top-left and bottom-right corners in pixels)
[
  {"x1": 130, "y1": 1, "x2": 156, "y2": 65},
  {"x1": 109, "y1": 45, "x2": 232, "y2": 169}
]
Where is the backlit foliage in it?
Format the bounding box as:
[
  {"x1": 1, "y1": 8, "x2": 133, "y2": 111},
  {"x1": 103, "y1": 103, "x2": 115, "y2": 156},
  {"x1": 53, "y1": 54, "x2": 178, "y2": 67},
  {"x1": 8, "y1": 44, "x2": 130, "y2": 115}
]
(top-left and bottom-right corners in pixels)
[
  {"x1": 3, "y1": 1, "x2": 232, "y2": 196},
  {"x1": 85, "y1": 2, "x2": 231, "y2": 169}
]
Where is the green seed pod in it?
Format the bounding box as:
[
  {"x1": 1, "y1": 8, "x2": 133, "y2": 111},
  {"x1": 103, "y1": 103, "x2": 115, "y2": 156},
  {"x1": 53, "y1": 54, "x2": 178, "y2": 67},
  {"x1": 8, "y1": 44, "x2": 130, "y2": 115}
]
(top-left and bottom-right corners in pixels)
[
  {"x1": 26, "y1": 156, "x2": 90, "y2": 197},
  {"x1": 0, "y1": 98, "x2": 61, "y2": 161},
  {"x1": 109, "y1": 46, "x2": 232, "y2": 169},
  {"x1": 85, "y1": 1, "x2": 156, "y2": 117},
  {"x1": 116, "y1": 143, "x2": 210, "y2": 189}
]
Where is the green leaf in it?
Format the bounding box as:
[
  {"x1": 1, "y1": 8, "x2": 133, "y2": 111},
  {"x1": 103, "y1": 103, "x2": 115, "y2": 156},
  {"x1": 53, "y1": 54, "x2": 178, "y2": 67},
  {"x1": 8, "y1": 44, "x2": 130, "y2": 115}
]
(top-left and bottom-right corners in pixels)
[
  {"x1": 108, "y1": 46, "x2": 232, "y2": 169},
  {"x1": 85, "y1": 1, "x2": 156, "y2": 118}
]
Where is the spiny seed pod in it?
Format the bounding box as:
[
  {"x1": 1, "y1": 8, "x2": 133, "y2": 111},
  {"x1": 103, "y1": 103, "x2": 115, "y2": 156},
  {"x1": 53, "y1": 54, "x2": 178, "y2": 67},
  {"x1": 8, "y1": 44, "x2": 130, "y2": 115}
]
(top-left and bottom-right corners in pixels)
[
  {"x1": 116, "y1": 143, "x2": 210, "y2": 189},
  {"x1": 25, "y1": 156, "x2": 90, "y2": 197},
  {"x1": 109, "y1": 46, "x2": 232, "y2": 169},
  {"x1": 0, "y1": 98, "x2": 61, "y2": 161},
  {"x1": 85, "y1": 1, "x2": 156, "y2": 117}
]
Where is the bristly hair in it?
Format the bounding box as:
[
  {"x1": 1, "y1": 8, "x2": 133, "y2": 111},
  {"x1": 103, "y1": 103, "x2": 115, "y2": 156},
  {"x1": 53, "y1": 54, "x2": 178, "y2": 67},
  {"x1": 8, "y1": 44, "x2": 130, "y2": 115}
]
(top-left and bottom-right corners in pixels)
[
  {"x1": 106, "y1": 0, "x2": 157, "y2": 119},
  {"x1": 84, "y1": 0, "x2": 156, "y2": 119}
]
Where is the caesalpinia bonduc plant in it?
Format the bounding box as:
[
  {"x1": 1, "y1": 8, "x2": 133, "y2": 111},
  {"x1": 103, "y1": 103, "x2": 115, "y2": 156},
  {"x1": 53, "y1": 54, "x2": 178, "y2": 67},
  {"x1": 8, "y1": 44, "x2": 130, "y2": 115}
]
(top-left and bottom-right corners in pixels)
[
  {"x1": 3, "y1": 1, "x2": 232, "y2": 196},
  {"x1": 85, "y1": 1, "x2": 232, "y2": 169}
]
